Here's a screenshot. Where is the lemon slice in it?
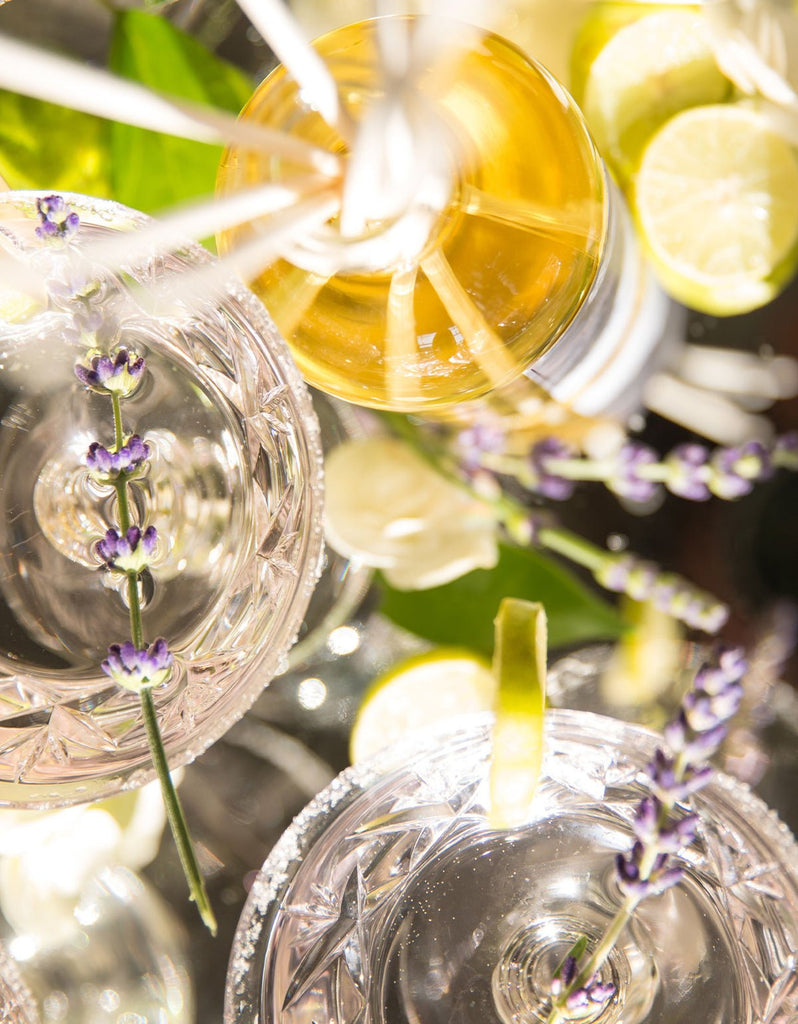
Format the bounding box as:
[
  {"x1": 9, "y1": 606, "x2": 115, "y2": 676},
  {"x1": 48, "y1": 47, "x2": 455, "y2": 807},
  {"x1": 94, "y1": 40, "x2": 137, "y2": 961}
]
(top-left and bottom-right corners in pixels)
[
  {"x1": 489, "y1": 599, "x2": 547, "y2": 829},
  {"x1": 578, "y1": 8, "x2": 731, "y2": 183},
  {"x1": 349, "y1": 647, "x2": 496, "y2": 764},
  {"x1": 635, "y1": 103, "x2": 798, "y2": 315}
]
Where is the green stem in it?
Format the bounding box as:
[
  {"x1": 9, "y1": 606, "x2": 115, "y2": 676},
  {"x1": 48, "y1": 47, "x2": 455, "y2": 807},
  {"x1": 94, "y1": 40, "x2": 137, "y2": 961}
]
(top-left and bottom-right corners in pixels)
[
  {"x1": 537, "y1": 526, "x2": 608, "y2": 574},
  {"x1": 109, "y1": 390, "x2": 216, "y2": 934},
  {"x1": 545, "y1": 895, "x2": 639, "y2": 1024},
  {"x1": 140, "y1": 686, "x2": 217, "y2": 935}
]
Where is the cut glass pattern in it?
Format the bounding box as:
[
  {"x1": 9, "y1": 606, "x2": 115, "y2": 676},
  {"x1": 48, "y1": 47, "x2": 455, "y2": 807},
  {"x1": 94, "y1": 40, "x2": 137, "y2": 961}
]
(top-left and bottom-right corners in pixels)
[
  {"x1": 226, "y1": 710, "x2": 798, "y2": 1024},
  {"x1": 0, "y1": 192, "x2": 324, "y2": 805}
]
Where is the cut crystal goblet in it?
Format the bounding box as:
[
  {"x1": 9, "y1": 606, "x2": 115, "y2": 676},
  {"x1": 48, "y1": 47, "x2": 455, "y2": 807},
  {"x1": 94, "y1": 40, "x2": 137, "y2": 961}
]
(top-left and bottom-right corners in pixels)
[
  {"x1": 225, "y1": 709, "x2": 798, "y2": 1024},
  {"x1": 0, "y1": 191, "x2": 324, "y2": 806}
]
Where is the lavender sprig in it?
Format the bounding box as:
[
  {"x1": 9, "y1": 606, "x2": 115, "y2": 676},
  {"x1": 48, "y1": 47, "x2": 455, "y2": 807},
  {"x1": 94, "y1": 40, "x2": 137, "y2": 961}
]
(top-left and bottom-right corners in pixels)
[
  {"x1": 389, "y1": 412, "x2": 730, "y2": 635},
  {"x1": 75, "y1": 347, "x2": 145, "y2": 396},
  {"x1": 546, "y1": 647, "x2": 746, "y2": 1022},
  {"x1": 61, "y1": 197, "x2": 216, "y2": 935},
  {"x1": 525, "y1": 434, "x2": 798, "y2": 504},
  {"x1": 535, "y1": 527, "x2": 729, "y2": 634}
]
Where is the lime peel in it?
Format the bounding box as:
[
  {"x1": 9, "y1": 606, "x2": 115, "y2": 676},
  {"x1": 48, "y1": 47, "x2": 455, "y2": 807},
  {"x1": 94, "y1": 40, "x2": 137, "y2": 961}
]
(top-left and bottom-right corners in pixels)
[{"x1": 489, "y1": 599, "x2": 547, "y2": 829}]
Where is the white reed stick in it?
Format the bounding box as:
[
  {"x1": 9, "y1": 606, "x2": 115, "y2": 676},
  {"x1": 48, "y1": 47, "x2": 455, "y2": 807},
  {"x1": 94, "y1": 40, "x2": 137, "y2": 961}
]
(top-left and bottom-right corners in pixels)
[
  {"x1": 232, "y1": 0, "x2": 351, "y2": 140},
  {"x1": 81, "y1": 175, "x2": 335, "y2": 278},
  {"x1": 136, "y1": 190, "x2": 340, "y2": 312},
  {"x1": 0, "y1": 177, "x2": 336, "y2": 297},
  {"x1": 0, "y1": 34, "x2": 340, "y2": 177},
  {"x1": 461, "y1": 184, "x2": 600, "y2": 250},
  {"x1": 644, "y1": 371, "x2": 774, "y2": 445}
]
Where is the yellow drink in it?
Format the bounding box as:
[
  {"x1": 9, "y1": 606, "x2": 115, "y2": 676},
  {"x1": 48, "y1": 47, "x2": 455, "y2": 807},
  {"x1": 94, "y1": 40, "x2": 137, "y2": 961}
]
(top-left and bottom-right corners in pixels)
[{"x1": 218, "y1": 19, "x2": 605, "y2": 412}]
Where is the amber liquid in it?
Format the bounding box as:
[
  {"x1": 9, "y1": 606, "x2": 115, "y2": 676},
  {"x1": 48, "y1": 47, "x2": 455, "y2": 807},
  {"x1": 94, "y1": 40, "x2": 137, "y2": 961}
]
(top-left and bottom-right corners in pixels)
[{"x1": 218, "y1": 19, "x2": 605, "y2": 412}]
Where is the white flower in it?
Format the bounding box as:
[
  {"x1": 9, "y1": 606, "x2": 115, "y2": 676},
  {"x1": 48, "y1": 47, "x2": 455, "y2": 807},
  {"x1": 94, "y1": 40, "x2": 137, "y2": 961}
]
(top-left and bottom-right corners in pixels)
[{"x1": 324, "y1": 437, "x2": 500, "y2": 590}]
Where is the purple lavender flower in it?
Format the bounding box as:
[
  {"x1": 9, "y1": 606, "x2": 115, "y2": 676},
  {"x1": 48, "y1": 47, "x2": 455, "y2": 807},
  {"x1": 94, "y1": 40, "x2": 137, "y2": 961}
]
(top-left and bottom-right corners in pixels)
[
  {"x1": 554, "y1": 648, "x2": 746, "y2": 1013},
  {"x1": 96, "y1": 525, "x2": 158, "y2": 573},
  {"x1": 75, "y1": 348, "x2": 145, "y2": 397},
  {"x1": 455, "y1": 422, "x2": 506, "y2": 473},
  {"x1": 774, "y1": 431, "x2": 798, "y2": 470},
  {"x1": 608, "y1": 442, "x2": 659, "y2": 503},
  {"x1": 594, "y1": 556, "x2": 728, "y2": 633},
  {"x1": 646, "y1": 748, "x2": 713, "y2": 802},
  {"x1": 101, "y1": 638, "x2": 173, "y2": 692},
  {"x1": 35, "y1": 195, "x2": 80, "y2": 240},
  {"x1": 709, "y1": 441, "x2": 772, "y2": 499},
  {"x1": 528, "y1": 438, "x2": 578, "y2": 500},
  {"x1": 550, "y1": 955, "x2": 615, "y2": 1012},
  {"x1": 616, "y1": 843, "x2": 684, "y2": 898},
  {"x1": 665, "y1": 444, "x2": 712, "y2": 501},
  {"x1": 86, "y1": 435, "x2": 150, "y2": 481}
]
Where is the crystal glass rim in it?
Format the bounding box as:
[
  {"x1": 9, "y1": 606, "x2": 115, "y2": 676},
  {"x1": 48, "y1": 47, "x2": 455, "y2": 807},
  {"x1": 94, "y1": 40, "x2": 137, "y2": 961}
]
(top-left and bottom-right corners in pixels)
[
  {"x1": 224, "y1": 707, "x2": 798, "y2": 1023},
  {"x1": 0, "y1": 189, "x2": 326, "y2": 805}
]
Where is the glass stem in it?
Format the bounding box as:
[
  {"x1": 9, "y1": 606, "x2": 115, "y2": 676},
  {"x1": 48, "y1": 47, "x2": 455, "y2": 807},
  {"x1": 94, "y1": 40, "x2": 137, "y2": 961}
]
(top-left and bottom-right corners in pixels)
[{"x1": 109, "y1": 392, "x2": 217, "y2": 935}]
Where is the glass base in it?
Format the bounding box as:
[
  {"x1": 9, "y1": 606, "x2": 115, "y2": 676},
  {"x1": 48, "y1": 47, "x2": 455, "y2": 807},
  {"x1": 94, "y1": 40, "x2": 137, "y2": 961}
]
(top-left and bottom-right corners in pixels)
[{"x1": 225, "y1": 711, "x2": 798, "y2": 1024}]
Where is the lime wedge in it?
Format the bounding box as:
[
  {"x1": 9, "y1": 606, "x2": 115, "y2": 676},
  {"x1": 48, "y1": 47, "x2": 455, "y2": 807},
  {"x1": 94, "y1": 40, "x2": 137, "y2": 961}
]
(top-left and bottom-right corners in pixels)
[
  {"x1": 634, "y1": 103, "x2": 798, "y2": 315},
  {"x1": 489, "y1": 599, "x2": 547, "y2": 829},
  {"x1": 579, "y1": 8, "x2": 731, "y2": 184},
  {"x1": 349, "y1": 647, "x2": 496, "y2": 764}
]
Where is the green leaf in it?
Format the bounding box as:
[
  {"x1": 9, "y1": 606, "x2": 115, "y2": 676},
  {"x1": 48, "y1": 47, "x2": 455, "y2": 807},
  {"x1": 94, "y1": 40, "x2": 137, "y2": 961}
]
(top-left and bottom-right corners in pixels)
[
  {"x1": 108, "y1": 9, "x2": 254, "y2": 213},
  {"x1": 0, "y1": 90, "x2": 112, "y2": 196},
  {"x1": 378, "y1": 543, "x2": 627, "y2": 658}
]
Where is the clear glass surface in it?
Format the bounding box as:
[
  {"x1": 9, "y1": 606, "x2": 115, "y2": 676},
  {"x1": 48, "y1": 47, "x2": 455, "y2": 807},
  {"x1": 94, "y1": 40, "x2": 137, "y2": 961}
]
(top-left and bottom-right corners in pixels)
[
  {"x1": 0, "y1": 191, "x2": 324, "y2": 807},
  {"x1": 4, "y1": 866, "x2": 191, "y2": 1024},
  {"x1": 0, "y1": 942, "x2": 40, "y2": 1024},
  {"x1": 225, "y1": 710, "x2": 798, "y2": 1024}
]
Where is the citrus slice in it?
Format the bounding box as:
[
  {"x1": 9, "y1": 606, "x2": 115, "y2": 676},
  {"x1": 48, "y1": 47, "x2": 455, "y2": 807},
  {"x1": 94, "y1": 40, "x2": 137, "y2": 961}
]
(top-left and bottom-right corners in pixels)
[
  {"x1": 349, "y1": 647, "x2": 496, "y2": 764},
  {"x1": 489, "y1": 599, "x2": 547, "y2": 829},
  {"x1": 578, "y1": 8, "x2": 731, "y2": 183},
  {"x1": 634, "y1": 103, "x2": 798, "y2": 315}
]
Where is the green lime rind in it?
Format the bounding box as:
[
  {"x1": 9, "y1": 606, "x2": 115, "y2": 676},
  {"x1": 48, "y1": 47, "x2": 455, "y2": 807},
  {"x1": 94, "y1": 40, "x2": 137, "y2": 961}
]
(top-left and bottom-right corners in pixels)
[
  {"x1": 489, "y1": 599, "x2": 547, "y2": 829},
  {"x1": 493, "y1": 599, "x2": 547, "y2": 718}
]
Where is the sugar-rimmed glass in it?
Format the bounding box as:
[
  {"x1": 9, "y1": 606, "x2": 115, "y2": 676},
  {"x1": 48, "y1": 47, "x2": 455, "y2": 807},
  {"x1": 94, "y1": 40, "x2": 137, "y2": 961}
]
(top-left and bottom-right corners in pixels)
[
  {"x1": 0, "y1": 191, "x2": 324, "y2": 807},
  {"x1": 225, "y1": 709, "x2": 798, "y2": 1024}
]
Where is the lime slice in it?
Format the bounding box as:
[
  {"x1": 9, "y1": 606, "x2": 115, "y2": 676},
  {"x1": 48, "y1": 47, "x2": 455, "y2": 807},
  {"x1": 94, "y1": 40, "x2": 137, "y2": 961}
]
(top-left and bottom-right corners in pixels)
[
  {"x1": 634, "y1": 103, "x2": 798, "y2": 315},
  {"x1": 570, "y1": 1, "x2": 670, "y2": 103},
  {"x1": 489, "y1": 599, "x2": 547, "y2": 829},
  {"x1": 349, "y1": 647, "x2": 496, "y2": 764},
  {"x1": 578, "y1": 8, "x2": 731, "y2": 183}
]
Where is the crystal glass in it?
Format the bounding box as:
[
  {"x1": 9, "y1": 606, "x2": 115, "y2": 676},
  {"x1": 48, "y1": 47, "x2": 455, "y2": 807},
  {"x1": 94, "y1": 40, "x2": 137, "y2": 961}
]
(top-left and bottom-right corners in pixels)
[
  {"x1": 0, "y1": 942, "x2": 40, "y2": 1024},
  {"x1": 0, "y1": 191, "x2": 324, "y2": 807},
  {"x1": 225, "y1": 710, "x2": 798, "y2": 1024},
  {"x1": 3, "y1": 866, "x2": 192, "y2": 1024},
  {"x1": 217, "y1": 18, "x2": 682, "y2": 416},
  {"x1": 284, "y1": 389, "x2": 373, "y2": 671}
]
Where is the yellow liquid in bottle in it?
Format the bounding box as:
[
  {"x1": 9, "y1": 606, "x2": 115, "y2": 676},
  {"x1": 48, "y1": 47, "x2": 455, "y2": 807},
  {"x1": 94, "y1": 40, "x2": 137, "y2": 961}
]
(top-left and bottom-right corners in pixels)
[{"x1": 217, "y1": 19, "x2": 606, "y2": 412}]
